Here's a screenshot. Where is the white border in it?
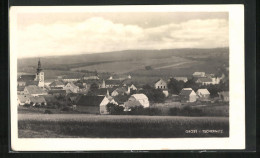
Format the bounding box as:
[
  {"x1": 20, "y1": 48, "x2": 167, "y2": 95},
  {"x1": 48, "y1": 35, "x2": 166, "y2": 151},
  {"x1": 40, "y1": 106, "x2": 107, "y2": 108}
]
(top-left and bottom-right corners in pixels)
[{"x1": 10, "y1": 5, "x2": 245, "y2": 151}]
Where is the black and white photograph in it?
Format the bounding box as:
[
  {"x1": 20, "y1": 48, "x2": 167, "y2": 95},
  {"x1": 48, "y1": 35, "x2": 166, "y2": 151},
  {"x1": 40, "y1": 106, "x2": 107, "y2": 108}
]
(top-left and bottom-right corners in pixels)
[{"x1": 10, "y1": 5, "x2": 245, "y2": 151}]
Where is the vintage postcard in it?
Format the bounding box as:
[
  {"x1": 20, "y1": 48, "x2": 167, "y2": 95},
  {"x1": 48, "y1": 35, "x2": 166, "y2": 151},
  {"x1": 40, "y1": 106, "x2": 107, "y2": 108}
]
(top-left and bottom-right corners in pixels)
[{"x1": 10, "y1": 5, "x2": 245, "y2": 151}]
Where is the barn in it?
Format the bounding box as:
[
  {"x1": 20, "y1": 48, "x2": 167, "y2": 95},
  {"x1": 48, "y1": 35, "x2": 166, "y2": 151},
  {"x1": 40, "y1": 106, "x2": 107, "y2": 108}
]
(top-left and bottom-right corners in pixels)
[
  {"x1": 196, "y1": 89, "x2": 210, "y2": 101},
  {"x1": 76, "y1": 95, "x2": 110, "y2": 114},
  {"x1": 179, "y1": 88, "x2": 197, "y2": 103},
  {"x1": 124, "y1": 93, "x2": 149, "y2": 109}
]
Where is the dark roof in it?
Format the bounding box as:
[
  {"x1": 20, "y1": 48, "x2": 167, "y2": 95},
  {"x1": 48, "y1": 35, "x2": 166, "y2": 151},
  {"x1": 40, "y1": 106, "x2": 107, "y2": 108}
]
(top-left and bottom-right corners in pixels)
[
  {"x1": 25, "y1": 85, "x2": 46, "y2": 94},
  {"x1": 82, "y1": 79, "x2": 102, "y2": 84},
  {"x1": 93, "y1": 88, "x2": 108, "y2": 96},
  {"x1": 76, "y1": 96, "x2": 105, "y2": 106},
  {"x1": 48, "y1": 90, "x2": 66, "y2": 94},
  {"x1": 17, "y1": 86, "x2": 25, "y2": 91},
  {"x1": 43, "y1": 95, "x2": 58, "y2": 103},
  {"x1": 26, "y1": 80, "x2": 39, "y2": 86},
  {"x1": 49, "y1": 80, "x2": 64, "y2": 87},
  {"x1": 17, "y1": 75, "x2": 36, "y2": 82},
  {"x1": 113, "y1": 87, "x2": 128, "y2": 94},
  {"x1": 106, "y1": 79, "x2": 122, "y2": 85},
  {"x1": 121, "y1": 79, "x2": 133, "y2": 86},
  {"x1": 50, "y1": 87, "x2": 63, "y2": 90},
  {"x1": 179, "y1": 89, "x2": 193, "y2": 96}
]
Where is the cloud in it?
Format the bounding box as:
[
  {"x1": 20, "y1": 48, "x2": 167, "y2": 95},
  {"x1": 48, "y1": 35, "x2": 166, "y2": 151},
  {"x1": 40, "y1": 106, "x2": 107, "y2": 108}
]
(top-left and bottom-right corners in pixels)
[{"x1": 16, "y1": 17, "x2": 228, "y2": 57}]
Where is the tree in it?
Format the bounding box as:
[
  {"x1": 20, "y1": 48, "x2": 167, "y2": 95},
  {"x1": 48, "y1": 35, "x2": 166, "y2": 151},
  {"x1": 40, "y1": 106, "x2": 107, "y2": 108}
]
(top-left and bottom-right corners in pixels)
[
  {"x1": 140, "y1": 84, "x2": 166, "y2": 103},
  {"x1": 106, "y1": 103, "x2": 124, "y2": 115},
  {"x1": 167, "y1": 78, "x2": 185, "y2": 94},
  {"x1": 184, "y1": 77, "x2": 200, "y2": 91}
]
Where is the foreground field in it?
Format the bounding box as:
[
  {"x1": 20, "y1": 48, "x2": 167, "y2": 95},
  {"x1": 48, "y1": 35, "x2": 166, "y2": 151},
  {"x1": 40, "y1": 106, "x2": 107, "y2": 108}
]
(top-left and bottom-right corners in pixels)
[{"x1": 18, "y1": 114, "x2": 229, "y2": 138}]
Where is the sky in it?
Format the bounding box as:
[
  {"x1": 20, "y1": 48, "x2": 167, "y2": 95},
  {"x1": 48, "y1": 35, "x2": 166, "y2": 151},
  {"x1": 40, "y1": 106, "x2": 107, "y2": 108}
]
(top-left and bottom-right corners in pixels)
[{"x1": 14, "y1": 11, "x2": 229, "y2": 58}]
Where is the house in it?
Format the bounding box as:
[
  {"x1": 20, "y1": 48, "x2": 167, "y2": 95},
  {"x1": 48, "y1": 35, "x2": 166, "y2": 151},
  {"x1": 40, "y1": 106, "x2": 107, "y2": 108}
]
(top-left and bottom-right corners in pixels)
[
  {"x1": 111, "y1": 87, "x2": 129, "y2": 96},
  {"x1": 108, "y1": 74, "x2": 131, "y2": 80},
  {"x1": 61, "y1": 74, "x2": 83, "y2": 82},
  {"x1": 48, "y1": 89, "x2": 66, "y2": 97},
  {"x1": 154, "y1": 79, "x2": 167, "y2": 89},
  {"x1": 124, "y1": 93, "x2": 149, "y2": 108},
  {"x1": 83, "y1": 72, "x2": 99, "y2": 80},
  {"x1": 17, "y1": 75, "x2": 36, "y2": 86},
  {"x1": 76, "y1": 96, "x2": 110, "y2": 114},
  {"x1": 49, "y1": 80, "x2": 65, "y2": 88},
  {"x1": 44, "y1": 79, "x2": 56, "y2": 87},
  {"x1": 195, "y1": 77, "x2": 213, "y2": 85},
  {"x1": 218, "y1": 91, "x2": 229, "y2": 102},
  {"x1": 27, "y1": 96, "x2": 47, "y2": 106},
  {"x1": 173, "y1": 77, "x2": 188, "y2": 83},
  {"x1": 193, "y1": 72, "x2": 206, "y2": 78},
  {"x1": 82, "y1": 79, "x2": 102, "y2": 89},
  {"x1": 162, "y1": 90, "x2": 169, "y2": 97},
  {"x1": 105, "y1": 79, "x2": 123, "y2": 88},
  {"x1": 179, "y1": 88, "x2": 197, "y2": 103},
  {"x1": 64, "y1": 82, "x2": 79, "y2": 93},
  {"x1": 43, "y1": 95, "x2": 59, "y2": 105},
  {"x1": 24, "y1": 85, "x2": 48, "y2": 96},
  {"x1": 17, "y1": 95, "x2": 30, "y2": 106},
  {"x1": 196, "y1": 89, "x2": 210, "y2": 101}
]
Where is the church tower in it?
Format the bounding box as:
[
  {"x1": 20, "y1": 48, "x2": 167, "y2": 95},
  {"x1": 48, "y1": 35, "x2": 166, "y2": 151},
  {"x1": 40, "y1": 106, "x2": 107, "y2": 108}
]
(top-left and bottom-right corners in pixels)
[{"x1": 35, "y1": 59, "x2": 44, "y2": 88}]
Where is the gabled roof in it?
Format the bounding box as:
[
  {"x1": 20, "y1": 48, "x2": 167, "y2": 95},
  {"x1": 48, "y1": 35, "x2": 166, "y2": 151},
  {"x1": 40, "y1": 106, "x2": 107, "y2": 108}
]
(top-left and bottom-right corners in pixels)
[
  {"x1": 17, "y1": 75, "x2": 36, "y2": 82},
  {"x1": 131, "y1": 93, "x2": 148, "y2": 101},
  {"x1": 48, "y1": 89, "x2": 66, "y2": 95},
  {"x1": 29, "y1": 96, "x2": 46, "y2": 103},
  {"x1": 121, "y1": 79, "x2": 133, "y2": 86},
  {"x1": 17, "y1": 95, "x2": 30, "y2": 103},
  {"x1": 25, "y1": 85, "x2": 46, "y2": 94},
  {"x1": 66, "y1": 82, "x2": 79, "y2": 89},
  {"x1": 82, "y1": 79, "x2": 102, "y2": 84},
  {"x1": 49, "y1": 80, "x2": 64, "y2": 87},
  {"x1": 154, "y1": 78, "x2": 167, "y2": 84},
  {"x1": 113, "y1": 87, "x2": 128, "y2": 94},
  {"x1": 197, "y1": 89, "x2": 210, "y2": 95},
  {"x1": 179, "y1": 88, "x2": 195, "y2": 96},
  {"x1": 93, "y1": 88, "x2": 109, "y2": 96},
  {"x1": 43, "y1": 95, "x2": 58, "y2": 103},
  {"x1": 26, "y1": 80, "x2": 39, "y2": 86},
  {"x1": 76, "y1": 96, "x2": 106, "y2": 106}
]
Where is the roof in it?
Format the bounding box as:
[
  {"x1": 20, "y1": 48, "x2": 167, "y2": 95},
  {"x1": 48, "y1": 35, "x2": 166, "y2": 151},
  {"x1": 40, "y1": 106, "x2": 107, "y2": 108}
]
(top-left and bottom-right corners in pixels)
[
  {"x1": 26, "y1": 80, "x2": 39, "y2": 86},
  {"x1": 179, "y1": 89, "x2": 194, "y2": 96},
  {"x1": 183, "y1": 88, "x2": 192, "y2": 90},
  {"x1": 82, "y1": 79, "x2": 102, "y2": 84},
  {"x1": 17, "y1": 86, "x2": 25, "y2": 91},
  {"x1": 83, "y1": 72, "x2": 99, "y2": 77},
  {"x1": 154, "y1": 78, "x2": 167, "y2": 84},
  {"x1": 197, "y1": 89, "x2": 210, "y2": 95},
  {"x1": 174, "y1": 77, "x2": 188, "y2": 81},
  {"x1": 29, "y1": 96, "x2": 46, "y2": 103},
  {"x1": 17, "y1": 75, "x2": 36, "y2": 82},
  {"x1": 48, "y1": 89, "x2": 66, "y2": 95},
  {"x1": 50, "y1": 87, "x2": 64, "y2": 90},
  {"x1": 131, "y1": 93, "x2": 148, "y2": 100},
  {"x1": 43, "y1": 95, "x2": 58, "y2": 103},
  {"x1": 93, "y1": 88, "x2": 109, "y2": 96},
  {"x1": 17, "y1": 95, "x2": 30, "y2": 103},
  {"x1": 66, "y1": 82, "x2": 79, "y2": 89},
  {"x1": 113, "y1": 87, "x2": 127, "y2": 94},
  {"x1": 106, "y1": 79, "x2": 123, "y2": 85},
  {"x1": 76, "y1": 96, "x2": 105, "y2": 106},
  {"x1": 121, "y1": 79, "x2": 133, "y2": 86},
  {"x1": 49, "y1": 80, "x2": 64, "y2": 87},
  {"x1": 25, "y1": 85, "x2": 46, "y2": 94},
  {"x1": 197, "y1": 78, "x2": 212, "y2": 82}
]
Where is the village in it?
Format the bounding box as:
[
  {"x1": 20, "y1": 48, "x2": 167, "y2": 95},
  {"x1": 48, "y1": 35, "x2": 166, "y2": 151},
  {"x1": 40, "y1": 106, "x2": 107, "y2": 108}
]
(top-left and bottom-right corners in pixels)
[{"x1": 17, "y1": 59, "x2": 229, "y2": 116}]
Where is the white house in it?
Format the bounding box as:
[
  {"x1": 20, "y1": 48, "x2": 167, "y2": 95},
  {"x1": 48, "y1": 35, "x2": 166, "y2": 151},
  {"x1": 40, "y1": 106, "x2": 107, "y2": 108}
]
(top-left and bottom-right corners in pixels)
[
  {"x1": 196, "y1": 89, "x2": 210, "y2": 100},
  {"x1": 193, "y1": 72, "x2": 206, "y2": 78},
  {"x1": 124, "y1": 93, "x2": 149, "y2": 108},
  {"x1": 173, "y1": 77, "x2": 188, "y2": 83},
  {"x1": 17, "y1": 95, "x2": 30, "y2": 106},
  {"x1": 64, "y1": 82, "x2": 79, "y2": 93},
  {"x1": 154, "y1": 79, "x2": 167, "y2": 89},
  {"x1": 179, "y1": 88, "x2": 197, "y2": 102}
]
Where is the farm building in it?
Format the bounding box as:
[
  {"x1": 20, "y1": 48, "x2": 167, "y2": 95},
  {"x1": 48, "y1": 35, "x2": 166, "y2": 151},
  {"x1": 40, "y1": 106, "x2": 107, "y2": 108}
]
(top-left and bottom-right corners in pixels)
[
  {"x1": 24, "y1": 85, "x2": 48, "y2": 96},
  {"x1": 179, "y1": 88, "x2": 197, "y2": 103},
  {"x1": 111, "y1": 87, "x2": 129, "y2": 96},
  {"x1": 27, "y1": 96, "x2": 47, "y2": 106},
  {"x1": 64, "y1": 82, "x2": 79, "y2": 93},
  {"x1": 105, "y1": 79, "x2": 123, "y2": 88},
  {"x1": 218, "y1": 91, "x2": 229, "y2": 102},
  {"x1": 195, "y1": 77, "x2": 213, "y2": 85},
  {"x1": 196, "y1": 89, "x2": 210, "y2": 100},
  {"x1": 154, "y1": 78, "x2": 167, "y2": 89},
  {"x1": 17, "y1": 95, "x2": 30, "y2": 106},
  {"x1": 193, "y1": 72, "x2": 206, "y2": 78},
  {"x1": 83, "y1": 72, "x2": 99, "y2": 80},
  {"x1": 76, "y1": 96, "x2": 110, "y2": 114},
  {"x1": 124, "y1": 93, "x2": 149, "y2": 108},
  {"x1": 49, "y1": 80, "x2": 65, "y2": 88}
]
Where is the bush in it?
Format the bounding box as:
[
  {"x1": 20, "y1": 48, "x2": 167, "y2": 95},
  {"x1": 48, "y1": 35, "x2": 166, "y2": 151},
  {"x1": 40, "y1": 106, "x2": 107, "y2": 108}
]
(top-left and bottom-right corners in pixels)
[
  {"x1": 127, "y1": 106, "x2": 162, "y2": 116},
  {"x1": 24, "y1": 104, "x2": 30, "y2": 108},
  {"x1": 106, "y1": 103, "x2": 124, "y2": 115},
  {"x1": 44, "y1": 110, "x2": 52, "y2": 114},
  {"x1": 169, "y1": 106, "x2": 205, "y2": 116},
  {"x1": 61, "y1": 107, "x2": 70, "y2": 111}
]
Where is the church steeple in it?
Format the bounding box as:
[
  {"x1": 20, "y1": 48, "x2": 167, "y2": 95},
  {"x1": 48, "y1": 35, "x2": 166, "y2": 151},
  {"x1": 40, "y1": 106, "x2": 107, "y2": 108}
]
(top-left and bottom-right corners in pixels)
[{"x1": 37, "y1": 58, "x2": 42, "y2": 73}]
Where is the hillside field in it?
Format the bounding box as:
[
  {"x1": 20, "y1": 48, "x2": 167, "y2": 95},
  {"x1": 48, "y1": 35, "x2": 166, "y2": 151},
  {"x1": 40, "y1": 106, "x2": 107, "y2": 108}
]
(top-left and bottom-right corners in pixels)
[
  {"x1": 18, "y1": 114, "x2": 229, "y2": 138},
  {"x1": 17, "y1": 48, "x2": 229, "y2": 81}
]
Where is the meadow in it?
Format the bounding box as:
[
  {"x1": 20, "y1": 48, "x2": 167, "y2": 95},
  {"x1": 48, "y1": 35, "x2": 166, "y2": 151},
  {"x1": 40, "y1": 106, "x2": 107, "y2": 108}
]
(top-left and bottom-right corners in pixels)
[{"x1": 18, "y1": 114, "x2": 229, "y2": 138}]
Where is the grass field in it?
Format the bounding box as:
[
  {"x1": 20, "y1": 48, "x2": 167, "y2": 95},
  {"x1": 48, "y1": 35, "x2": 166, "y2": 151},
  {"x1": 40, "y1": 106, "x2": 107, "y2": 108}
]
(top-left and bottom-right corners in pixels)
[{"x1": 18, "y1": 114, "x2": 229, "y2": 138}]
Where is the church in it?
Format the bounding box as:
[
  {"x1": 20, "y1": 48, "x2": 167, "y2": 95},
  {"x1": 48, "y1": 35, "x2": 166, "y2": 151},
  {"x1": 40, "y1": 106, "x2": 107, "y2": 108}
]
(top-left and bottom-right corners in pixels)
[{"x1": 17, "y1": 59, "x2": 45, "y2": 88}]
